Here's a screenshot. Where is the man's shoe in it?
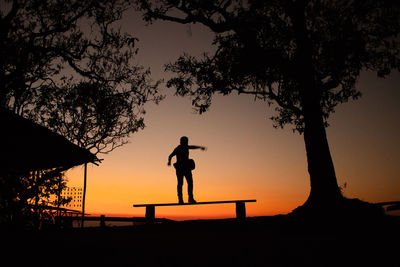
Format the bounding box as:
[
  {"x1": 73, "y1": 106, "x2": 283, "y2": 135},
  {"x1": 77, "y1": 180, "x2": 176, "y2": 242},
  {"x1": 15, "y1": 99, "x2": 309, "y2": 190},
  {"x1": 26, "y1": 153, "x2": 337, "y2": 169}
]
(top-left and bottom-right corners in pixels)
[
  {"x1": 188, "y1": 198, "x2": 197, "y2": 203},
  {"x1": 178, "y1": 198, "x2": 184, "y2": 204}
]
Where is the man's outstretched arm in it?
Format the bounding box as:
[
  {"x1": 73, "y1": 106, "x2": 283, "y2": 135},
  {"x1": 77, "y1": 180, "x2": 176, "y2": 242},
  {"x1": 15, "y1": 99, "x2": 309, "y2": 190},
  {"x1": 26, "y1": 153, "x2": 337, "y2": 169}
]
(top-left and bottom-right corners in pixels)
[{"x1": 188, "y1": 145, "x2": 207, "y2": 151}]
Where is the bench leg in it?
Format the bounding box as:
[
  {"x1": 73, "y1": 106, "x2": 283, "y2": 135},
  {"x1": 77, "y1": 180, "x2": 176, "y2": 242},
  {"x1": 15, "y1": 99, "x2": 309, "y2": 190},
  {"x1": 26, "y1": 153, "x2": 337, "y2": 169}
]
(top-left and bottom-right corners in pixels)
[
  {"x1": 236, "y1": 202, "x2": 246, "y2": 219},
  {"x1": 145, "y1": 205, "x2": 155, "y2": 223}
]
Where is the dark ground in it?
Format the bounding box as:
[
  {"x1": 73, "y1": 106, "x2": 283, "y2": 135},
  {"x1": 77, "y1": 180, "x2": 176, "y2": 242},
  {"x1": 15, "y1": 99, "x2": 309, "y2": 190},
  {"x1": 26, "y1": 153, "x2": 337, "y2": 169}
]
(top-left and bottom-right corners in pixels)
[{"x1": 3, "y1": 215, "x2": 400, "y2": 267}]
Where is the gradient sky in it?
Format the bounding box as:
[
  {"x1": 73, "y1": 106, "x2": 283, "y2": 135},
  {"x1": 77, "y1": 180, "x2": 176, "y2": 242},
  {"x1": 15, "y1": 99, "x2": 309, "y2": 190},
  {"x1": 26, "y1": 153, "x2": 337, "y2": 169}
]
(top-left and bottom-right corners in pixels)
[{"x1": 65, "y1": 9, "x2": 400, "y2": 220}]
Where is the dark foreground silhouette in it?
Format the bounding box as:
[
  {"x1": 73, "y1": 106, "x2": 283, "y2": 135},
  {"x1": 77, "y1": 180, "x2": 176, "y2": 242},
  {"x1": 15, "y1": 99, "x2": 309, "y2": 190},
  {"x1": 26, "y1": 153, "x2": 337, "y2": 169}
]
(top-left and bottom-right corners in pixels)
[{"x1": 3, "y1": 214, "x2": 399, "y2": 267}]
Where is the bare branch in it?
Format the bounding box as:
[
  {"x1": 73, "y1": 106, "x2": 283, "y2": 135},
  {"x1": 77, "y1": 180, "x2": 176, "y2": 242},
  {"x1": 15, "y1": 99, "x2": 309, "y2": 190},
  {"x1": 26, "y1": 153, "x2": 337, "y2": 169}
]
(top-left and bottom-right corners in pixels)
[{"x1": 238, "y1": 86, "x2": 302, "y2": 116}]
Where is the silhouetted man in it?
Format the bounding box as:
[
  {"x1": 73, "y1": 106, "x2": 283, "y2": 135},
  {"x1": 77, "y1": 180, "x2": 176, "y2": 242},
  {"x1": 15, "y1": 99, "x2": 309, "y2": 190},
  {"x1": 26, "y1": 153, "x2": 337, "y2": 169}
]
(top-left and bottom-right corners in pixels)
[{"x1": 168, "y1": 136, "x2": 206, "y2": 204}]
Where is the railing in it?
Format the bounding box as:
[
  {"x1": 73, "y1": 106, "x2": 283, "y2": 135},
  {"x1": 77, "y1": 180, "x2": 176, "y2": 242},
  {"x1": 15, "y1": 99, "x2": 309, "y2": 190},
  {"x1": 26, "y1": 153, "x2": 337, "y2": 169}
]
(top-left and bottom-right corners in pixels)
[{"x1": 59, "y1": 215, "x2": 174, "y2": 228}]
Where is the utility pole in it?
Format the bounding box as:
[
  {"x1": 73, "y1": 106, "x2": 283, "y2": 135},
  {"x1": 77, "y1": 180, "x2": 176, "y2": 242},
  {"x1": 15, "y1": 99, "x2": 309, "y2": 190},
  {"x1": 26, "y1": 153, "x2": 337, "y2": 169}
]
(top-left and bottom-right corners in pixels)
[{"x1": 81, "y1": 163, "x2": 87, "y2": 228}]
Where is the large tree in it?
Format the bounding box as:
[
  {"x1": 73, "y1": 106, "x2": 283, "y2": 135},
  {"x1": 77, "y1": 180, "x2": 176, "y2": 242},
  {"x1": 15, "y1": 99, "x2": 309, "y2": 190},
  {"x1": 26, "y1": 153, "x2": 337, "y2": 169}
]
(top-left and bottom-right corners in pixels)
[
  {"x1": 1, "y1": 0, "x2": 163, "y2": 154},
  {"x1": 137, "y1": 0, "x2": 400, "y2": 214}
]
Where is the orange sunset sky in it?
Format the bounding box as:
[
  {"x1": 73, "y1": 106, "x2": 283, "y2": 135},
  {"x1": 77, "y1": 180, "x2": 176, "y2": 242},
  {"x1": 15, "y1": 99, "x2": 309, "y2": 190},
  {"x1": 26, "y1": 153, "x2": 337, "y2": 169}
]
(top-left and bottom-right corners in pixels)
[{"x1": 65, "y1": 9, "x2": 400, "y2": 220}]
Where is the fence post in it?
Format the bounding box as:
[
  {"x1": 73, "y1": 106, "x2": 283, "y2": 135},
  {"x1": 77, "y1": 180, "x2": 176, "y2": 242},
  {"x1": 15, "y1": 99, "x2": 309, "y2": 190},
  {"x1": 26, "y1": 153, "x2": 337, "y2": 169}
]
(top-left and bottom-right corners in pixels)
[{"x1": 100, "y1": 215, "x2": 106, "y2": 228}]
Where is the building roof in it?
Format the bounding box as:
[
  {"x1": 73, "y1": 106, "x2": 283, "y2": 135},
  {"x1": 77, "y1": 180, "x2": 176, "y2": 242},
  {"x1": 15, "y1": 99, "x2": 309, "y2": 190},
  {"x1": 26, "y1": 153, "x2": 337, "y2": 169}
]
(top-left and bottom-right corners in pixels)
[{"x1": 0, "y1": 107, "x2": 97, "y2": 174}]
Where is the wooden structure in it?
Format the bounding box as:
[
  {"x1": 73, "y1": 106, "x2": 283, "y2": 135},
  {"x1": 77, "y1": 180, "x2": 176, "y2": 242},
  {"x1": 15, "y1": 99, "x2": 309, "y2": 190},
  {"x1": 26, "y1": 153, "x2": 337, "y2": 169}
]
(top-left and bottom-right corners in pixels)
[
  {"x1": 60, "y1": 215, "x2": 174, "y2": 228},
  {"x1": 133, "y1": 199, "x2": 257, "y2": 222},
  {"x1": 0, "y1": 107, "x2": 97, "y2": 174},
  {"x1": 0, "y1": 107, "x2": 97, "y2": 228}
]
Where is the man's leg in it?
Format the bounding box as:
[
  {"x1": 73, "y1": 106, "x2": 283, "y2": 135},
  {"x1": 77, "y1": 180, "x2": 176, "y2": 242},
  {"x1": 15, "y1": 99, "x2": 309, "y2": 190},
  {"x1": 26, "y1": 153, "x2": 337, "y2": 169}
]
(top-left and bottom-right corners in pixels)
[
  {"x1": 185, "y1": 171, "x2": 196, "y2": 203},
  {"x1": 176, "y1": 171, "x2": 184, "y2": 204}
]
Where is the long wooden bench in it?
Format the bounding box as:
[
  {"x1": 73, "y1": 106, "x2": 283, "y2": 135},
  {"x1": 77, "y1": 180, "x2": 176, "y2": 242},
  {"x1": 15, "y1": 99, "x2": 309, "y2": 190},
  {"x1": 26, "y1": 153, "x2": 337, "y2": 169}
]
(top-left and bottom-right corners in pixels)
[{"x1": 133, "y1": 199, "x2": 256, "y2": 222}]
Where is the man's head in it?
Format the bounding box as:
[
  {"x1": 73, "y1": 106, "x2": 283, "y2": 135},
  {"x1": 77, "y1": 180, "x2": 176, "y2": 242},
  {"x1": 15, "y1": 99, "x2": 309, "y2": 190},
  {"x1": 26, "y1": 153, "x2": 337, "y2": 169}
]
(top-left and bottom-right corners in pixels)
[{"x1": 180, "y1": 136, "x2": 188, "y2": 146}]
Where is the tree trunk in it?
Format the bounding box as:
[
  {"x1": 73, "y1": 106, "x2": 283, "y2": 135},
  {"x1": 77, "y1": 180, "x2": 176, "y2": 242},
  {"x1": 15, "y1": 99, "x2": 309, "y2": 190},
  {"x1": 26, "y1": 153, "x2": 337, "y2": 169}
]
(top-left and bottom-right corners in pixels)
[
  {"x1": 302, "y1": 100, "x2": 343, "y2": 210},
  {"x1": 291, "y1": 3, "x2": 343, "y2": 214},
  {"x1": 298, "y1": 99, "x2": 385, "y2": 218}
]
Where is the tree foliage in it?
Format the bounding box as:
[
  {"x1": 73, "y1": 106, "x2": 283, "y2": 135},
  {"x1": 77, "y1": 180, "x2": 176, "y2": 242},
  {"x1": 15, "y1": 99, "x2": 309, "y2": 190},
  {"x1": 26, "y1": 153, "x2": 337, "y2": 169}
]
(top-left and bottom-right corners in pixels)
[
  {"x1": 0, "y1": 169, "x2": 71, "y2": 229},
  {"x1": 137, "y1": 0, "x2": 399, "y2": 132},
  {"x1": 32, "y1": 77, "x2": 160, "y2": 154},
  {"x1": 1, "y1": 0, "x2": 163, "y2": 154}
]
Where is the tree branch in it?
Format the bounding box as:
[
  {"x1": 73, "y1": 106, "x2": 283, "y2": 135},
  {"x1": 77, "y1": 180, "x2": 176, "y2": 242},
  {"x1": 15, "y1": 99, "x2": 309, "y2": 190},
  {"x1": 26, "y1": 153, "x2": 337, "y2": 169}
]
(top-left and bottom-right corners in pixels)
[
  {"x1": 31, "y1": 4, "x2": 91, "y2": 38},
  {"x1": 238, "y1": 86, "x2": 302, "y2": 116},
  {"x1": 321, "y1": 76, "x2": 341, "y2": 91},
  {"x1": 139, "y1": 0, "x2": 233, "y2": 33}
]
